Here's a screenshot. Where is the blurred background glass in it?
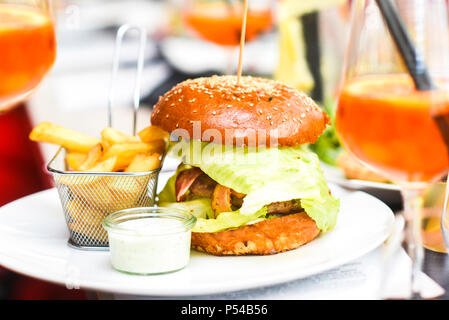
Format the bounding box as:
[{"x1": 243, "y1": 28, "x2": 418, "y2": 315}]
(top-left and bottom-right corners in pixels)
[
  {"x1": 0, "y1": 0, "x2": 55, "y2": 111},
  {"x1": 182, "y1": 0, "x2": 274, "y2": 46},
  {"x1": 177, "y1": 0, "x2": 275, "y2": 74}
]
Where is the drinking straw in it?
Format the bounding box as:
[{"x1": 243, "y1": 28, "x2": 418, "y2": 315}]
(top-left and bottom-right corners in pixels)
[{"x1": 375, "y1": 0, "x2": 435, "y2": 91}]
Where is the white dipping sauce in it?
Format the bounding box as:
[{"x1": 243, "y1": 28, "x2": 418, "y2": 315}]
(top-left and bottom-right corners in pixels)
[{"x1": 107, "y1": 218, "x2": 192, "y2": 275}]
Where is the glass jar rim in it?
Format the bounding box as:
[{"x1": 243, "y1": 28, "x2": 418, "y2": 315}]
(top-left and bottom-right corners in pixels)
[{"x1": 103, "y1": 207, "x2": 196, "y2": 236}]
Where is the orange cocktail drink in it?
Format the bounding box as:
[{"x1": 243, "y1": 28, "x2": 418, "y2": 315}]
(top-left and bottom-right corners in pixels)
[
  {"x1": 0, "y1": 4, "x2": 56, "y2": 110},
  {"x1": 183, "y1": 2, "x2": 273, "y2": 46},
  {"x1": 336, "y1": 75, "x2": 449, "y2": 183}
]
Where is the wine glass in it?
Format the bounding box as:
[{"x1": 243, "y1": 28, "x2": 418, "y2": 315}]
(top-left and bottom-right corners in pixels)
[
  {"x1": 442, "y1": 180, "x2": 449, "y2": 251},
  {"x1": 180, "y1": 0, "x2": 275, "y2": 74},
  {"x1": 0, "y1": 0, "x2": 56, "y2": 112},
  {"x1": 336, "y1": 0, "x2": 449, "y2": 298}
]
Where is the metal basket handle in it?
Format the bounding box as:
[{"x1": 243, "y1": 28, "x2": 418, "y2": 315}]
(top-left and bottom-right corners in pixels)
[{"x1": 107, "y1": 24, "x2": 147, "y2": 135}]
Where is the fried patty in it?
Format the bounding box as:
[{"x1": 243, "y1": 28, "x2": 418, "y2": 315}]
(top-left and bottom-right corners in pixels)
[
  {"x1": 189, "y1": 174, "x2": 217, "y2": 198},
  {"x1": 191, "y1": 212, "x2": 320, "y2": 255},
  {"x1": 179, "y1": 167, "x2": 304, "y2": 216},
  {"x1": 267, "y1": 200, "x2": 303, "y2": 214}
]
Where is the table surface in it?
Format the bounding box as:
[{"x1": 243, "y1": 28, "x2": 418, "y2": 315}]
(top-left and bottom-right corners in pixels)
[
  {"x1": 423, "y1": 250, "x2": 449, "y2": 299},
  {"x1": 389, "y1": 197, "x2": 449, "y2": 300},
  {"x1": 386, "y1": 193, "x2": 449, "y2": 300}
]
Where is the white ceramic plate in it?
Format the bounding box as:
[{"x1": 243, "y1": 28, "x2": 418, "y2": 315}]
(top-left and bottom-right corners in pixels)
[
  {"x1": 321, "y1": 162, "x2": 402, "y2": 207},
  {"x1": 0, "y1": 173, "x2": 394, "y2": 297},
  {"x1": 321, "y1": 162, "x2": 400, "y2": 191}
]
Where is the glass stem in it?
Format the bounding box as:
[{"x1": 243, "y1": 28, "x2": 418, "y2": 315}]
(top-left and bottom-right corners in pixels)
[
  {"x1": 401, "y1": 186, "x2": 425, "y2": 298},
  {"x1": 441, "y1": 178, "x2": 449, "y2": 250}
]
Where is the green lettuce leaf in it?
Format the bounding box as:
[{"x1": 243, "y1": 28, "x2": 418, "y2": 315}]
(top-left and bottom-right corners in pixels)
[
  {"x1": 159, "y1": 198, "x2": 267, "y2": 233},
  {"x1": 157, "y1": 163, "x2": 191, "y2": 203},
  {"x1": 160, "y1": 140, "x2": 340, "y2": 233},
  {"x1": 159, "y1": 198, "x2": 215, "y2": 220}
]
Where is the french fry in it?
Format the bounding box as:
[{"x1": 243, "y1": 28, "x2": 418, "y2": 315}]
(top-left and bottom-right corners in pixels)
[
  {"x1": 57, "y1": 175, "x2": 103, "y2": 193},
  {"x1": 60, "y1": 156, "x2": 141, "y2": 216},
  {"x1": 66, "y1": 199, "x2": 107, "y2": 227},
  {"x1": 125, "y1": 153, "x2": 161, "y2": 172},
  {"x1": 66, "y1": 175, "x2": 146, "y2": 213},
  {"x1": 138, "y1": 125, "x2": 169, "y2": 143},
  {"x1": 86, "y1": 156, "x2": 117, "y2": 172},
  {"x1": 57, "y1": 175, "x2": 106, "y2": 214},
  {"x1": 78, "y1": 143, "x2": 103, "y2": 171},
  {"x1": 101, "y1": 127, "x2": 140, "y2": 145},
  {"x1": 65, "y1": 153, "x2": 86, "y2": 171},
  {"x1": 56, "y1": 174, "x2": 101, "y2": 189},
  {"x1": 102, "y1": 142, "x2": 155, "y2": 170},
  {"x1": 29, "y1": 121, "x2": 100, "y2": 153},
  {"x1": 104, "y1": 176, "x2": 147, "y2": 210},
  {"x1": 58, "y1": 157, "x2": 116, "y2": 202},
  {"x1": 148, "y1": 139, "x2": 167, "y2": 155},
  {"x1": 68, "y1": 222, "x2": 108, "y2": 242},
  {"x1": 101, "y1": 140, "x2": 111, "y2": 152}
]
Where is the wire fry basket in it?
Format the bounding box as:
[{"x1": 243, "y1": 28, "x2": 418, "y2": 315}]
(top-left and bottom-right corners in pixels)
[
  {"x1": 48, "y1": 148, "x2": 161, "y2": 249},
  {"x1": 47, "y1": 25, "x2": 162, "y2": 250}
]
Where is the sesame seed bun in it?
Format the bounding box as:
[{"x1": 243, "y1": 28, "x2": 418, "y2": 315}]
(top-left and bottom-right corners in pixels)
[
  {"x1": 151, "y1": 75, "x2": 330, "y2": 147},
  {"x1": 191, "y1": 212, "x2": 320, "y2": 255}
]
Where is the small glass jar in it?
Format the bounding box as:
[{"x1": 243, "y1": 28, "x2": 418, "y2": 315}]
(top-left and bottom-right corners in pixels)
[{"x1": 103, "y1": 207, "x2": 196, "y2": 275}]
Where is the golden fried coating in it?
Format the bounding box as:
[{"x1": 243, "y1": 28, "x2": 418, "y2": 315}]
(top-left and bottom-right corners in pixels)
[
  {"x1": 337, "y1": 152, "x2": 389, "y2": 183},
  {"x1": 191, "y1": 212, "x2": 320, "y2": 256}
]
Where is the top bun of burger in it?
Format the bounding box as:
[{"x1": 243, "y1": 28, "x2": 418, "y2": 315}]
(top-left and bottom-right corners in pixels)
[{"x1": 151, "y1": 75, "x2": 330, "y2": 147}]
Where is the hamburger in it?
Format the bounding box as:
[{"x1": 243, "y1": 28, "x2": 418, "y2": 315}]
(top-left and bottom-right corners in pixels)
[{"x1": 151, "y1": 75, "x2": 340, "y2": 256}]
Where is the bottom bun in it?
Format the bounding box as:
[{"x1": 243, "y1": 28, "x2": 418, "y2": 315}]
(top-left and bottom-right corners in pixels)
[{"x1": 191, "y1": 212, "x2": 320, "y2": 256}]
